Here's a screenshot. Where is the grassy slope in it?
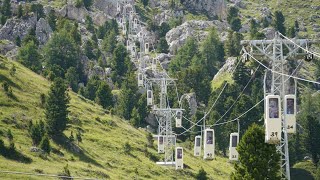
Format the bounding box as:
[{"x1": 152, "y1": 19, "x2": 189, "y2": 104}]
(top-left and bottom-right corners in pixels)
[
  {"x1": 0, "y1": 56, "x2": 233, "y2": 179},
  {"x1": 240, "y1": 0, "x2": 320, "y2": 37}
]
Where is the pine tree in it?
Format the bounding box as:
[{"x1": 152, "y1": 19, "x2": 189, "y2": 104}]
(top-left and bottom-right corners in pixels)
[
  {"x1": 84, "y1": 75, "x2": 100, "y2": 100},
  {"x1": 15, "y1": 36, "x2": 21, "y2": 47},
  {"x1": 146, "y1": 132, "x2": 154, "y2": 147},
  {"x1": 83, "y1": 0, "x2": 93, "y2": 9},
  {"x1": 102, "y1": 30, "x2": 117, "y2": 54},
  {"x1": 196, "y1": 168, "x2": 208, "y2": 180},
  {"x1": 249, "y1": 19, "x2": 258, "y2": 39},
  {"x1": 95, "y1": 81, "x2": 113, "y2": 109},
  {"x1": 45, "y1": 78, "x2": 69, "y2": 135},
  {"x1": 17, "y1": 41, "x2": 42, "y2": 73},
  {"x1": 7, "y1": 129, "x2": 13, "y2": 142},
  {"x1": 201, "y1": 28, "x2": 224, "y2": 77},
  {"x1": 65, "y1": 67, "x2": 79, "y2": 92},
  {"x1": 85, "y1": 15, "x2": 94, "y2": 33},
  {"x1": 40, "y1": 134, "x2": 51, "y2": 154},
  {"x1": 1, "y1": 0, "x2": 12, "y2": 17},
  {"x1": 84, "y1": 40, "x2": 95, "y2": 59},
  {"x1": 44, "y1": 30, "x2": 80, "y2": 74},
  {"x1": 230, "y1": 18, "x2": 242, "y2": 32},
  {"x1": 76, "y1": 130, "x2": 82, "y2": 145},
  {"x1": 47, "y1": 9, "x2": 57, "y2": 31},
  {"x1": 299, "y1": 90, "x2": 320, "y2": 165},
  {"x1": 231, "y1": 124, "x2": 280, "y2": 180},
  {"x1": 17, "y1": 4, "x2": 23, "y2": 18},
  {"x1": 227, "y1": 6, "x2": 239, "y2": 24},
  {"x1": 156, "y1": 37, "x2": 169, "y2": 53},
  {"x1": 111, "y1": 44, "x2": 130, "y2": 77},
  {"x1": 141, "y1": 0, "x2": 149, "y2": 8},
  {"x1": 233, "y1": 58, "x2": 249, "y2": 86},
  {"x1": 273, "y1": 11, "x2": 286, "y2": 35}
]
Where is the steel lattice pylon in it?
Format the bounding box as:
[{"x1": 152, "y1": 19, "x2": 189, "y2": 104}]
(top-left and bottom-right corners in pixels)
[{"x1": 241, "y1": 32, "x2": 316, "y2": 179}]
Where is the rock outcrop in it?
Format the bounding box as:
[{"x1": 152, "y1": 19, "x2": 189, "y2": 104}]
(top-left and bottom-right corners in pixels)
[
  {"x1": 213, "y1": 57, "x2": 237, "y2": 81},
  {"x1": 166, "y1": 20, "x2": 229, "y2": 53},
  {"x1": 59, "y1": 4, "x2": 89, "y2": 23},
  {"x1": 35, "y1": 18, "x2": 53, "y2": 45},
  {"x1": 181, "y1": 0, "x2": 227, "y2": 19},
  {"x1": 0, "y1": 15, "x2": 37, "y2": 41}
]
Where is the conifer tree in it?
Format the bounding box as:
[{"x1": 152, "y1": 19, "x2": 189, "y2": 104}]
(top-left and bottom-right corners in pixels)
[
  {"x1": 95, "y1": 81, "x2": 113, "y2": 109},
  {"x1": 157, "y1": 37, "x2": 169, "y2": 53},
  {"x1": 1, "y1": 0, "x2": 12, "y2": 17},
  {"x1": 47, "y1": 9, "x2": 57, "y2": 31},
  {"x1": 40, "y1": 134, "x2": 51, "y2": 154},
  {"x1": 17, "y1": 5, "x2": 23, "y2": 18},
  {"x1": 274, "y1": 11, "x2": 286, "y2": 35},
  {"x1": 45, "y1": 78, "x2": 69, "y2": 135},
  {"x1": 17, "y1": 41, "x2": 42, "y2": 73},
  {"x1": 231, "y1": 124, "x2": 280, "y2": 180}
]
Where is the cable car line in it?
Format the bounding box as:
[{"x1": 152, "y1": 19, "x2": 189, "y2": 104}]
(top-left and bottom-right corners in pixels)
[
  {"x1": 279, "y1": 33, "x2": 320, "y2": 58},
  {"x1": 244, "y1": 50, "x2": 320, "y2": 85},
  {"x1": 212, "y1": 64, "x2": 261, "y2": 126}
]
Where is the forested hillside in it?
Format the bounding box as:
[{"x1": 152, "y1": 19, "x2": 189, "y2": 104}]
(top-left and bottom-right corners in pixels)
[{"x1": 0, "y1": 0, "x2": 320, "y2": 179}]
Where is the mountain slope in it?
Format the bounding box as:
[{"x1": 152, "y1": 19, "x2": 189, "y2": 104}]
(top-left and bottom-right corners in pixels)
[{"x1": 0, "y1": 56, "x2": 233, "y2": 179}]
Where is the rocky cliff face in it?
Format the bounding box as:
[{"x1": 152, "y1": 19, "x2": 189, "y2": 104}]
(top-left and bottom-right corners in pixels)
[
  {"x1": 36, "y1": 18, "x2": 53, "y2": 45},
  {"x1": 181, "y1": 0, "x2": 227, "y2": 19},
  {"x1": 0, "y1": 15, "x2": 37, "y2": 41},
  {"x1": 166, "y1": 20, "x2": 229, "y2": 53}
]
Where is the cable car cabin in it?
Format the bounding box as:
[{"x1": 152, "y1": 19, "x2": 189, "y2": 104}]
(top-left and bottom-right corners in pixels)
[
  {"x1": 134, "y1": 18, "x2": 138, "y2": 28},
  {"x1": 137, "y1": 73, "x2": 143, "y2": 87},
  {"x1": 158, "y1": 136, "x2": 164, "y2": 153},
  {"x1": 305, "y1": 53, "x2": 314, "y2": 62},
  {"x1": 126, "y1": 40, "x2": 130, "y2": 51},
  {"x1": 194, "y1": 135, "x2": 201, "y2": 156},
  {"x1": 229, "y1": 133, "x2": 239, "y2": 161},
  {"x1": 122, "y1": 25, "x2": 127, "y2": 35},
  {"x1": 203, "y1": 129, "x2": 215, "y2": 160},
  {"x1": 152, "y1": 58, "x2": 157, "y2": 71},
  {"x1": 145, "y1": 43, "x2": 149, "y2": 54},
  {"x1": 285, "y1": 95, "x2": 296, "y2": 133},
  {"x1": 175, "y1": 111, "x2": 182, "y2": 128},
  {"x1": 117, "y1": 3, "x2": 121, "y2": 12},
  {"x1": 175, "y1": 147, "x2": 183, "y2": 170},
  {"x1": 265, "y1": 95, "x2": 281, "y2": 144},
  {"x1": 147, "y1": 90, "x2": 153, "y2": 106},
  {"x1": 131, "y1": 46, "x2": 136, "y2": 58}
]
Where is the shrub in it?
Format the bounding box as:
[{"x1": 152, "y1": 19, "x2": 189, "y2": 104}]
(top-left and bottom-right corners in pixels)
[
  {"x1": 40, "y1": 134, "x2": 51, "y2": 154},
  {"x1": 123, "y1": 142, "x2": 132, "y2": 154}
]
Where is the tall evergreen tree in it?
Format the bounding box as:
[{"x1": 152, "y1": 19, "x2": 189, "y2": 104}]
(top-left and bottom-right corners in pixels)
[
  {"x1": 17, "y1": 41, "x2": 42, "y2": 73},
  {"x1": 44, "y1": 30, "x2": 80, "y2": 76},
  {"x1": 299, "y1": 90, "x2": 320, "y2": 165},
  {"x1": 65, "y1": 67, "x2": 79, "y2": 92},
  {"x1": 231, "y1": 124, "x2": 280, "y2": 179},
  {"x1": 17, "y1": 4, "x2": 23, "y2": 18},
  {"x1": 45, "y1": 78, "x2": 69, "y2": 135},
  {"x1": 156, "y1": 37, "x2": 169, "y2": 53},
  {"x1": 1, "y1": 0, "x2": 12, "y2": 17},
  {"x1": 95, "y1": 81, "x2": 113, "y2": 109},
  {"x1": 111, "y1": 44, "x2": 130, "y2": 77},
  {"x1": 273, "y1": 11, "x2": 286, "y2": 35},
  {"x1": 102, "y1": 30, "x2": 117, "y2": 54},
  {"x1": 201, "y1": 28, "x2": 224, "y2": 77},
  {"x1": 47, "y1": 9, "x2": 57, "y2": 31}
]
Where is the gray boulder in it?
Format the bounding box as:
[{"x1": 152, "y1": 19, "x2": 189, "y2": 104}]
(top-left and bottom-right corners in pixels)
[
  {"x1": 0, "y1": 15, "x2": 37, "y2": 41},
  {"x1": 180, "y1": 0, "x2": 227, "y2": 19},
  {"x1": 166, "y1": 20, "x2": 229, "y2": 53},
  {"x1": 35, "y1": 18, "x2": 53, "y2": 45}
]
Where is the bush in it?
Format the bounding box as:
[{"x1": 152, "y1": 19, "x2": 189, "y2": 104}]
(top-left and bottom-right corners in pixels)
[
  {"x1": 40, "y1": 134, "x2": 51, "y2": 154},
  {"x1": 196, "y1": 168, "x2": 208, "y2": 180},
  {"x1": 123, "y1": 142, "x2": 132, "y2": 154}
]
